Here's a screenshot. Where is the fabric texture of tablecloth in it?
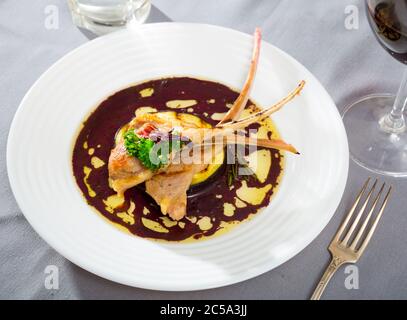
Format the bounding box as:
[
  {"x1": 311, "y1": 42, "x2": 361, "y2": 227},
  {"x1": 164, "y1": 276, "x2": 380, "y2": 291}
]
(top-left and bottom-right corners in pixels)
[{"x1": 0, "y1": 0, "x2": 406, "y2": 299}]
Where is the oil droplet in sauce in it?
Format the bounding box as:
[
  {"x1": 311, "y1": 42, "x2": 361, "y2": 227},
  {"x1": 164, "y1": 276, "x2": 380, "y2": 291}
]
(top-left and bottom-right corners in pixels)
[
  {"x1": 223, "y1": 203, "x2": 236, "y2": 217},
  {"x1": 236, "y1": 181, "x2": 272, "y2": 206},
  {"x1": 211, "y1": 112, "x2": 227, "y2": 121},
  {"x1": 239, "y1": 108, "x2": 253, "y2": 118},
  {"x1": 245, "y1": 149, "x2": 271, "y2": 183},
  {"x1": 197, "y1": 217, "x2": 213, "y2": 231},
  {"x1": 83, "y1": 166, "x2": 96, "y2": 197},
  {"x1": 160, "y1": 217, "x2": 178, "y2": 228},
  {"x1": 91, "y1": 156, "x2": 105, "y2": 169},
  {"x1": 116, "y1": 201, "x2": 135, "y2": 225},
  {"x1": 142, "y1": 217, "x2": 169, "y2": 233},
  {"x1": 103, "y1": 194, "x2": 125, "y2": 213},
  {"x1": 128, "y1": 201, "x2": 135, "y2": 214},
  {"x1": 234, "y1": 197, "x2": 247, "y2": 208},
  {"x1": 117, "y1": 212, "x2": 135, "y2": 225},
  {"x1": 135, "y1": 106, "x2": 157, "y2": 117},
  {"x1": 252, "y1": 126, "x2": 270, "y2": 139},
  {"x1": 139, "y1": 87, "x2": 154, "y2": 97},
  {"x1": 186, "y1": 216, "x2": 197, "y2": 224},
  {"x1": 166, "y1": 99, "x2": 197, "y2": 109}
]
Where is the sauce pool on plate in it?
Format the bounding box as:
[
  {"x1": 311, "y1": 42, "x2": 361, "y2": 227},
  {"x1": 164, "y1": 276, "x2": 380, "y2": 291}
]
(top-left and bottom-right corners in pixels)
[{"x1": 72, "y1": 77, "x2": 284, "y2": 242}]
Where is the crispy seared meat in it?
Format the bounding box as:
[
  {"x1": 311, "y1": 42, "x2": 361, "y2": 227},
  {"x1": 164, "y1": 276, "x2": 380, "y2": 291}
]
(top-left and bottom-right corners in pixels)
[{"x1": 145, "y1": 163, "x2": 207, "y2": 220}]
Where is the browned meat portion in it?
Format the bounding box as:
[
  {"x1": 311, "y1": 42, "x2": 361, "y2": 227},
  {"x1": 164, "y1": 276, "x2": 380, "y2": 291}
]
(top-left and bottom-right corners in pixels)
[
  {"x1": 145, "y1": 163, "x2": 207, "y2": 220},
  {"x1": 108, "y1": 112, "x2": 207, "y2": 197},
  {"x1": 108, "y1": 144, "x2": 154, "y2": 196}
]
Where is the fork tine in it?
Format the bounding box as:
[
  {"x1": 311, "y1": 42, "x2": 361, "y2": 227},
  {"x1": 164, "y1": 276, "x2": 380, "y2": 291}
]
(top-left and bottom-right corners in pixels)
[
  {"x1": 341, "y1": 179, "x2": 378, "y2": 245},
  {"x1": 357, "y1": 186, "x2": 392, "y2": 254},
  {"x1": 333, "y1": 177, "x2": 371, "y2": 242},
  {"x1": 349, "y1": 182, "x2": 385, "y2": 250}
]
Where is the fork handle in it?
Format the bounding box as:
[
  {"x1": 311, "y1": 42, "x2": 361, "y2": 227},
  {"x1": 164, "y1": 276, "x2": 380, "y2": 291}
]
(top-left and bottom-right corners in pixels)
[{"x1": 310, "y1": 256, "x2": 344, "y2": 300}]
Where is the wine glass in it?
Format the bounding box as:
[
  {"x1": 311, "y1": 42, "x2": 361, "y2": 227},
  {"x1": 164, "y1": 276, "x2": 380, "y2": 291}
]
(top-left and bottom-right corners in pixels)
[{"x1": 342, "y1": 0, "x2": 407, "y2": 176}]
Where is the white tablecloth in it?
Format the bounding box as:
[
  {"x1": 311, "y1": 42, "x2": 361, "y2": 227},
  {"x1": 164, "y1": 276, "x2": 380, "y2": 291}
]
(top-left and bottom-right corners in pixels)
[{"x1": 1, "y1": 0, "x2": 406, "y2": 299}]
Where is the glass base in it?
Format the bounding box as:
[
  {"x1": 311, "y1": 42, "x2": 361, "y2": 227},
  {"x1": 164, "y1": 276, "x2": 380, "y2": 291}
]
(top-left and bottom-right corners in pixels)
[
  {"x1": 342, "y1": 94, "x2": 407, "y2": 177},
  {"x1": 69, "y1": 0, "x2": 151, "y2": 36}
]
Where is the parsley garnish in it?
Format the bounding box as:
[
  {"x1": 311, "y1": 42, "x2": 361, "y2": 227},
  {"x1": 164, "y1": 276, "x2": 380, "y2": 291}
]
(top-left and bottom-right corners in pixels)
[
  {"x1": 123, "y1": 129, "x2": 189, "y2": 171},
  {"x1": 124, "y1": 130, "x2": 161, "y2": 171}
]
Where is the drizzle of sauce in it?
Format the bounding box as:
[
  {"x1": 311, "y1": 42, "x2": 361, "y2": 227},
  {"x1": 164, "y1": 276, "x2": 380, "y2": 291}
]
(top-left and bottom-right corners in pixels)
[{"x1": 72, "y1": 77, "x2": 284, "y2": 242}]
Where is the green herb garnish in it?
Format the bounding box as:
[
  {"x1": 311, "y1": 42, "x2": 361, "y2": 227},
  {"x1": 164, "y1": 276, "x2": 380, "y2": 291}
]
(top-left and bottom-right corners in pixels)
[
  {"x1": 124, "y1": 130, "x2": 161, "y2": 171},
  {"x1": 123, "y1": 129, "x2": 188, "y2": 171}
]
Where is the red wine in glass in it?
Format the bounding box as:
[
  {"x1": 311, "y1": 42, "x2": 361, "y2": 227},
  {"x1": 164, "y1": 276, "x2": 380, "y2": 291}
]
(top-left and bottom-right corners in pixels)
[
  {"x1": 342, "y1": 0, "x2": 407, "y2": 176},
  {"x1": 367, "y1": 0, "x2": 407, "y2": 64}
]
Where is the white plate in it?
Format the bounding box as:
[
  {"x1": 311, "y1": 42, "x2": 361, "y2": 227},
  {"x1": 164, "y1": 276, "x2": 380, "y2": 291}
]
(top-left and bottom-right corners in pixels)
[{"x1": 7, "y1": 23, "x2": 348, "y2": 291}]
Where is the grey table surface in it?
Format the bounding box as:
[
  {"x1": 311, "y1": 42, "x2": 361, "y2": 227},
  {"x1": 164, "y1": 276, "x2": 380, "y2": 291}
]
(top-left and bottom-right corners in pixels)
[{"x1": 0, "y1": 0, "x2": 406, "y2": 300}]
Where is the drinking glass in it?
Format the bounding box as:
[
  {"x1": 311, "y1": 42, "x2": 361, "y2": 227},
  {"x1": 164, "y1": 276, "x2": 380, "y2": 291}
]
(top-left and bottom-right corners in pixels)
[
  {"x1": 67, "y1": 0, "x2": 151, "y2": 35},
  {"x1": 342, "y1": 0, "x2": 407, "y2": 176}
]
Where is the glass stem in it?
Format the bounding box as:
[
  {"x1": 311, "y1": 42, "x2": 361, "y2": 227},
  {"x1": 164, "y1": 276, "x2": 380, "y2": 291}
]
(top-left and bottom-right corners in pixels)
[{"x1": 380, "y1": 67, "x2": 407, "y2": 133}]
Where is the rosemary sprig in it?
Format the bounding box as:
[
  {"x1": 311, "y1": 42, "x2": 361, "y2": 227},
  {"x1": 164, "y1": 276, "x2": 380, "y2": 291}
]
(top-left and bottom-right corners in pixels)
[{"x1": 226, "y1": 146, "x2": 259, "y2": 186}]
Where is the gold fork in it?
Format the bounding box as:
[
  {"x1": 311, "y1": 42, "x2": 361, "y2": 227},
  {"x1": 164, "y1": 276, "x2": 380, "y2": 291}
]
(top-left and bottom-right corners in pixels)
[{"x1": 310, "y1": 177, "x2": 392, "y2": 300}]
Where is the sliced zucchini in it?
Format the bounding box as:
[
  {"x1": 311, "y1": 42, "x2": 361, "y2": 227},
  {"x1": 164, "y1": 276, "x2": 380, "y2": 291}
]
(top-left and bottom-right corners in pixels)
[{"x1": 191, "y1": 148, "x2": 225, "y2": 186}]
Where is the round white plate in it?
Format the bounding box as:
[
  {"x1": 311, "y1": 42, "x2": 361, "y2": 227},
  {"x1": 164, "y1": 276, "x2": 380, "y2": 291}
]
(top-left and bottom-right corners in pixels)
[{"x1": 7, "y1": 23, "x2": 348, "y2": 291}]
